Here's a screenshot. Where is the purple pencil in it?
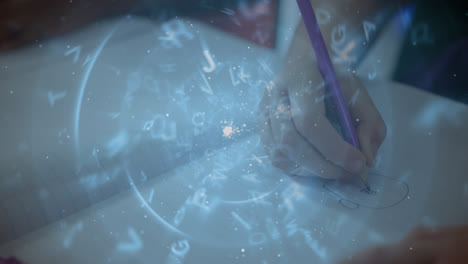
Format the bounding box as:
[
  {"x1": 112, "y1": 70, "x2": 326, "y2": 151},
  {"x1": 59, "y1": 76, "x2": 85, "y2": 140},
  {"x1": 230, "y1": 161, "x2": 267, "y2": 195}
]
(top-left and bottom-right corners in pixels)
[{"x1": 296, "y1": 0, "x2": 369, "y2": 188}]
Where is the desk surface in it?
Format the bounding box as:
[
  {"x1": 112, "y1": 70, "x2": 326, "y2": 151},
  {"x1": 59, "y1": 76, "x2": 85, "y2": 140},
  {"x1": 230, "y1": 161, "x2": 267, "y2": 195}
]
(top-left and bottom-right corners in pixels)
[
  {"x1": 1, "y1": 16, "x2": 468, "y2": 264},
  {"x1": 0, "y1": 16, "x2": 280, "y2": 245}
]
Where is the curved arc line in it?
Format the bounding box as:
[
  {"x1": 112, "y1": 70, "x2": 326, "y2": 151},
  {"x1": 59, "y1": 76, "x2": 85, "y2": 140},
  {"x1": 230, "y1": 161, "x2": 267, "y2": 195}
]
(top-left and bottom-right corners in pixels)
[
  {"x1": 126, "y1": 169, "x2": 190, "y2": 238},
  {"x1": 74, "y1": 29, "x2": 116, "y2": 166},
  {"x1": 220, "y1": 187, "x2": 278, "y2": 205}
]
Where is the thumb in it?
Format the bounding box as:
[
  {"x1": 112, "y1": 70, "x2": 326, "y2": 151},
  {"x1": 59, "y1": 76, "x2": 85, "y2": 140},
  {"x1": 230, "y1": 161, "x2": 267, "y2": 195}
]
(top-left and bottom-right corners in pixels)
[{"x1": 357, "y1": 121, "x2": 386, "y2": 167}]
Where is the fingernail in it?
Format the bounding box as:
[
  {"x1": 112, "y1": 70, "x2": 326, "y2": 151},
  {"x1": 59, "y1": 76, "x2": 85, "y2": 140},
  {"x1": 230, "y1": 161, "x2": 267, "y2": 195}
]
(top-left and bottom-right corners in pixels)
[{"x1": 351, "y1": 159, "x2": 365, "y2": 173}]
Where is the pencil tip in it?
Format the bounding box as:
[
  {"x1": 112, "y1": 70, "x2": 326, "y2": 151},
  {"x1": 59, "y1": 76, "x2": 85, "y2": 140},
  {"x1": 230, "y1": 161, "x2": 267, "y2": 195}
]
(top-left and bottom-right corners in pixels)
[{"x1": 360, "y1": 166, "x2": 370, "y2": 190}]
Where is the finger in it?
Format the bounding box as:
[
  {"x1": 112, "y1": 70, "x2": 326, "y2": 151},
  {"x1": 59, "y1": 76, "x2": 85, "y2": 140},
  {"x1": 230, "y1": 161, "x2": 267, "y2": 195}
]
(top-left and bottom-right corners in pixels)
[
  {"x1": 289, "y1": 88, "x2": 367, "y2": 175},
  {"x1": 258, "y1": 115, "x2": 297, "y2": 171},
  {"x1": 271, "y1": 148, "x2": 321, "y2": 177},
  {"x1": 357, "y1": 121, "x2": 386, "y2": 167},
  {"x1": 340, "y1": 74, "x2": 387, "y2": 166},
  {"x1": 270, "y1": 148, "x2": 301, "y2": 174},
  {"x1": 268, "y1": 90, "x2": 352, "y2": 179},
  {"x1": 257, "y1": 98, "x2": 309, "y2": 176},
  {"x1": 258, "y1": 93, "x2": 299, "y2": 172}
]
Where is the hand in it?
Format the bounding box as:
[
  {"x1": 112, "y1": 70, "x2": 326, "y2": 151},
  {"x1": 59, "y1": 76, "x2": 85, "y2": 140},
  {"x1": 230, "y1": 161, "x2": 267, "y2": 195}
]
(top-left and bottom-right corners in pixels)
[
  {"x1": 341, "y1": 226, "x2": 468, "y2": 264},
  {"x1": 257, "y1": 62, "x2": 386, "y2": 179}
]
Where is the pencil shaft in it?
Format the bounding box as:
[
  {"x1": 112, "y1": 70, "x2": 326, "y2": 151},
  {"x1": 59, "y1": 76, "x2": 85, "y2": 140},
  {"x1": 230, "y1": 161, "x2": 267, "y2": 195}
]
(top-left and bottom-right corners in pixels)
[{"x1": 296, "y1": 0, "x2": 361, "y2": 150}]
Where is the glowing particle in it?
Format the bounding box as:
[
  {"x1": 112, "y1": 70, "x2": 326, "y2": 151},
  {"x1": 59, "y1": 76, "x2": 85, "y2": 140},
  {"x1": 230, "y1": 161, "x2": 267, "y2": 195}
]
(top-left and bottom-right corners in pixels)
[
  {"x1": 222, "y1": 121, "x2": 240, "y2": 139},
  {"x1": 223, "y1": 126, "x2": 233, "y2": 137}
]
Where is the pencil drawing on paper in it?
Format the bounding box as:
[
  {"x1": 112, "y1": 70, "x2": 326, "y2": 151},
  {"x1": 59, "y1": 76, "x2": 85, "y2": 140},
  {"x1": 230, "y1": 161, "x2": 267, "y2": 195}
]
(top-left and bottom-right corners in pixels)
[{"x1": 323, "y1": 173, "x2": 409, "y2": 209}]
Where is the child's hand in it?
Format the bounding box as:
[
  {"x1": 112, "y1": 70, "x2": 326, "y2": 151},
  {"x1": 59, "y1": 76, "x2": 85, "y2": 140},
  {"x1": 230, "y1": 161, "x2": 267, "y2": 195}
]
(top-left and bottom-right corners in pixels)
[
  {"x1": 257, "y1": 62, "x2": 386, "y2": 179},
  {"x1": 341, "y1": 226, "x2": 468, "y2": 264}
]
